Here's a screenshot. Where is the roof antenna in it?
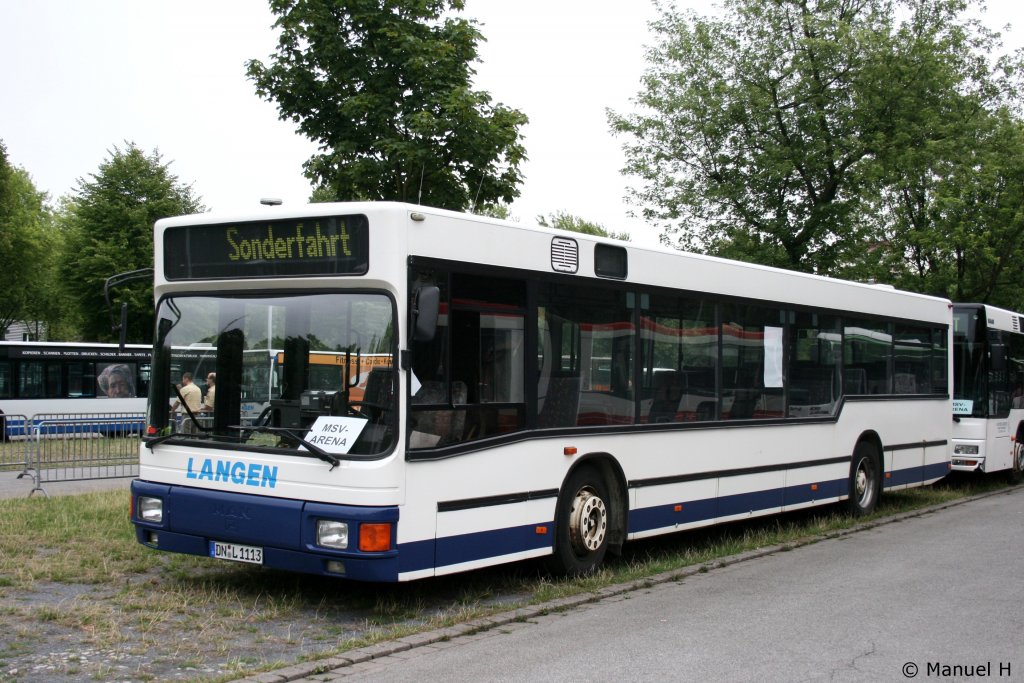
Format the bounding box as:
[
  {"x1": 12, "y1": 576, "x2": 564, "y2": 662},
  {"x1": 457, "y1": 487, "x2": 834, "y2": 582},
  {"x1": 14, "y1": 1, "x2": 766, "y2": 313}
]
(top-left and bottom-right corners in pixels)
[
  {"x1": 472, "y1": 174, "x2": 484, "y2": 213},
  {"x1": 417, "y1": 163, "x2": 425, "y2": 205}
]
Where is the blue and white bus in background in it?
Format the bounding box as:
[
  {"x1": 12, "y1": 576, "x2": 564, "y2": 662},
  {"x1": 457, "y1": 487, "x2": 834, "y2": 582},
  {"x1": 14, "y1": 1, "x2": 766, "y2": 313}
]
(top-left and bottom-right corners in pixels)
[
  {"x1": 0, "y1": 341, "x2": 150, "y2": 437},
  {"x1": 951, "y1": 303, "x2": 1024, "y2": 482},
  {"x1": 130, "y1": 203, "x2": 953, "y2": 582}
]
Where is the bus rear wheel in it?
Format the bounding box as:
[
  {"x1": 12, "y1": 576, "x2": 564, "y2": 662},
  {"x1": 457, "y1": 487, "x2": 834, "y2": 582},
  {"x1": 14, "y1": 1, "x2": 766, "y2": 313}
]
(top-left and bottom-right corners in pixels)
[
  {"x1": 847, "y1": 442, "x2": 880, "y2": 517},
  {"x1": 547, "y1": 466, "x2": 610, "y2": 576}
]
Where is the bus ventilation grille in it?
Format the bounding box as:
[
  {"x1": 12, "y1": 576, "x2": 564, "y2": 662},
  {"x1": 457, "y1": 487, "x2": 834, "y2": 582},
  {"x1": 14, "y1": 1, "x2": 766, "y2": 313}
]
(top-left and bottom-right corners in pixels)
[
  {"x1": 551, "y1": 237, "x2": 579, "y2": 274},
  {"x1": 1016, "y1": 316, "x2": 1023, "y2": 333}
]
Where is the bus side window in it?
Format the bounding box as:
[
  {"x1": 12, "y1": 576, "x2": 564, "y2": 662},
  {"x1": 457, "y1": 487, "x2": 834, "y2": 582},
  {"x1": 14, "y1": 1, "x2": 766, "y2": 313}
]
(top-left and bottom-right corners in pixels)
[
  {"x1": 19, "y1": 362, "x2": 44, "y2": 398},
  {"x1": 788, "y1": 312, "x2": 840, "y2": 417},
  {"x1": 411, "y1": 380, "x2": 467, "y2": 446},
  {"x1": 538, "y1": 283, "x2": 634, "y2": 427},
  {"x1": 641, "y1": 295, "x2": 717, "y2": 424},
  {"x1": 0, "y1": 361, "x2": 11, "y2": 398}
]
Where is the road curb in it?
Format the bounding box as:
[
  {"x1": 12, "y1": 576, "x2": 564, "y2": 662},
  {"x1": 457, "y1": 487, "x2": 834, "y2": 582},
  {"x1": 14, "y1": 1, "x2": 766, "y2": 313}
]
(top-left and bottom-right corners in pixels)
[{"x1": 230, "y1": 486, "x2": 1019, "y2": 682}]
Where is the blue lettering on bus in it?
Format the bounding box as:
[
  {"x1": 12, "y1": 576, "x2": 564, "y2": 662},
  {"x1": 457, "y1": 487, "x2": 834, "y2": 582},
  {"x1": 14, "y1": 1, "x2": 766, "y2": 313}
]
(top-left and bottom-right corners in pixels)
[
  {"x1": 185, "y1": 457, "x2": 278, "y2": 489},
  {"x1": 215, "y1": 460, "x2": 231, "y2": 481},
  {"x1": 231, "y1": 461, "x2": 246, "y2": 485}
]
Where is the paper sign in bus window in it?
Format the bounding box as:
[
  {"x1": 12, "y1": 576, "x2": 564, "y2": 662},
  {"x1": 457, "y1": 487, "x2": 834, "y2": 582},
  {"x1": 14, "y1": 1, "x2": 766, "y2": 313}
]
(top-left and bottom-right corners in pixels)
[{"x1": 299, "y1": 416, "x2": 368, "y2": 455}]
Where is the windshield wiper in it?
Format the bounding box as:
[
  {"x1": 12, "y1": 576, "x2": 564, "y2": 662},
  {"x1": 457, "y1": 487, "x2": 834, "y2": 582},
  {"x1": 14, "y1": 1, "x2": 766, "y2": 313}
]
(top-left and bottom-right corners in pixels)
[
  {"x1": 144, "y1": 431, "x2": 211, "y2": 450},
  {"x1": 227, "y1": 425, "x2": 341, "y2": 470}
]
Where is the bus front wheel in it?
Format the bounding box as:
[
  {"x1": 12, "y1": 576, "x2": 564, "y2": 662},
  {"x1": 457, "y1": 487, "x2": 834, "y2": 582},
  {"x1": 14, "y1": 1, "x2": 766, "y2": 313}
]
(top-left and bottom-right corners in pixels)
[
  {"x1": 547, "y1": 465, "x2": 610, "y2": 576},
  {"x1": 847, "y1": 442, "x2": 880, "y2": 517},
  {"x1": 1010, "y1": 443, "x2": 1023, "y2": 485}
]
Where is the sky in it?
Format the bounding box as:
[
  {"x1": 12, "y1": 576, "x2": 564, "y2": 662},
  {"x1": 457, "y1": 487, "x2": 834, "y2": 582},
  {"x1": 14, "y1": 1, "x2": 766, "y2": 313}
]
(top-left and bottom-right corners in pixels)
[{"x1": 1, "y1": 1, "x2": 1021, "y2": 249}]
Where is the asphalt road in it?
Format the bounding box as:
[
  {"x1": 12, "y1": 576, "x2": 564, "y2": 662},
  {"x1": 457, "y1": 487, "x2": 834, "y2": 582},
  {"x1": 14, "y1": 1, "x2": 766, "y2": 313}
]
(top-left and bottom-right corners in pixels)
[{"x1": 300, "y1": 486, "x2": 1024, "y2": 682}]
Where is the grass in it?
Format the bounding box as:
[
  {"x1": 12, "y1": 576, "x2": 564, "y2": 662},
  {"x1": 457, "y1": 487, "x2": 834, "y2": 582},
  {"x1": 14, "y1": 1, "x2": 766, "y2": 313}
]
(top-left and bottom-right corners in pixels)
[
  {"x1": 0, "y1": 474, "x2": 1015, "y2": 681},
  {"x1": 0, "y1": 439, "x2": 31, "y2": 471},
  {"x1": 0, "y1": 435, "x2": 141, "y2": 472}
]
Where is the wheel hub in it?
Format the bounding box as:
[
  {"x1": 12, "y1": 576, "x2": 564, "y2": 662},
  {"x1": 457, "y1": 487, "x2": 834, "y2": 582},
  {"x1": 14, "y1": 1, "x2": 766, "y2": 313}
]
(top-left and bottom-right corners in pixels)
[
  {"x1": 855, "y1": 468, "x2": 868, "y2": 498},
  {"x1": 569, "y1": 488, "x2": 607, "y2": 555},
  {"x1": 855, "y1": 459, "x2": 874, "y2": 507}
]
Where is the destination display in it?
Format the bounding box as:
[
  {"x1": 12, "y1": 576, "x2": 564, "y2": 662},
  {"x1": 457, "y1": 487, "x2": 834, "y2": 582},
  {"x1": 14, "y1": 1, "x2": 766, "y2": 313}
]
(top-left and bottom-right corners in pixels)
[{"x1": 164, "y1": 214, "x2": 369, "y2": 280}]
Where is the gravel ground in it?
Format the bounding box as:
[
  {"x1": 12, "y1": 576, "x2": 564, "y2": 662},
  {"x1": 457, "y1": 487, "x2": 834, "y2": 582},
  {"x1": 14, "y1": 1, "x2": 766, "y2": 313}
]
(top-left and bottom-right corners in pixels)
[
  {"x1": 1, "y1": 579, "x2": 377, "y2": 682},
  {"x1": 0, "y1": 562, "x2": 534, "y2": 683},
  {"x1": 0, "y1": 475, "x2": 535, "y2": 683}
]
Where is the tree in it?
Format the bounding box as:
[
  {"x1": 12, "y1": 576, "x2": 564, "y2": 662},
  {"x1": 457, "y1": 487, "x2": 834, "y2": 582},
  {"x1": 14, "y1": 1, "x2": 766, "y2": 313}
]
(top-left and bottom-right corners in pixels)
[
  {"x1": 60, "y1": 144, "x2": 204, "y2": 343},
  {"x1": 537, "y1": 211, "x2": 630, "y2": 241},
  {"x1": 610, "y1": 0, "x2": 1018, "y2": 277},
  {"x1": 874, "y1": 109, "x2": 1024, "y2": 309},
  {"x1": 247, "y1": 0, "x2": 528, "y2": 211},
  {"x1": 0, "y1": 141, "x2": 57, "y2": 339}
]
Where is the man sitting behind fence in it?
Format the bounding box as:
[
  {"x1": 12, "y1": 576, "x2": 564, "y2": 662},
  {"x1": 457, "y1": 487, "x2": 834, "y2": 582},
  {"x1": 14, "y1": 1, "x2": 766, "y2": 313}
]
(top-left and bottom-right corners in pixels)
[{"x1": 171, "y1": 372, "x2": 203, "y2": 433}]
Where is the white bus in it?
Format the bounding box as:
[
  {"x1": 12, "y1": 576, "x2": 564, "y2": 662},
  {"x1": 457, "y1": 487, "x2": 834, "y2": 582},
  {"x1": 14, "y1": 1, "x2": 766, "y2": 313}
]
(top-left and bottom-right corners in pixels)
[
  {"x1": 951, "y1": 303, "x2": 1024, "y2": 481},
  {"x1": 130, "y1": 203, "x2": 952, "y2": 581},
  {"x1": 0, "y1": 341, "x2": 150, "y2": 437}
]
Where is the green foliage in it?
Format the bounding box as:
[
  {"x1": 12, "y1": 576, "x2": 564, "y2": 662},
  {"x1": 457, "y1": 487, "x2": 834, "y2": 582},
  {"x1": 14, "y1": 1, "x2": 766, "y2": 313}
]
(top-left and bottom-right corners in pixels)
[
  {"x1": 611, "y1": 0, "x2": 1021, "y2": 291},
  {"x1": 60, "y1": 143, "x2": 203, "y2": 343},
  {"x1": 247, "y1": 0, "x2": 528, "y2": 212},
  {"x1": 308, "y1": 185, "x2": 336, "y2": 203},
  {"x1": 871, "y1": 109, "x2": 1024, "y2": 310},
  {"x1": 473, "y1": 203, "x2": 517, "y2": 220},
  {"x1": 0, "y1": 141, "x2": 59, "y2": 338},
  {"x1": 536, "y1": 211, "x2": 630, "y2": 241}
]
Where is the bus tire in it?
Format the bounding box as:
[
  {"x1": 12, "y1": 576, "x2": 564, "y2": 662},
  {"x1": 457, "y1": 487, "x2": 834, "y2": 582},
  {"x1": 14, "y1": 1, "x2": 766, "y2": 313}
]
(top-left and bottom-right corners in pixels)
[
  {"x1": 847, "y1": 441, "x2": 880, "y2": 517},
  {"x1": 1010, "y1": 443, "x2": 1023, "y2": 485},
  {"x1": 547, "y1": 465, "x2": 611, "y2": 576}
]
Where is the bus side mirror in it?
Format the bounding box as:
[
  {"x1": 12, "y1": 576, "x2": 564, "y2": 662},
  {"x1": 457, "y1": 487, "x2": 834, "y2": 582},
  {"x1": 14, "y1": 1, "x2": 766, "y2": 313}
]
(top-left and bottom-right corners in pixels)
[
  {"x1": 991, "y1": 345, "x2": 1008, "y2": 372},
  {"x1": 412, "y1": 286, "x2": 440, "y2": 342}
]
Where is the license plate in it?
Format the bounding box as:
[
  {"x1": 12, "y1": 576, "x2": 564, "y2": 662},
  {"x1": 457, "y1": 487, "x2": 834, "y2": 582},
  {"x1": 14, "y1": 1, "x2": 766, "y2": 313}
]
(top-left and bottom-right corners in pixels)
[{"x1": 209, "y1": 540, "x2": 263, "y2": 565}]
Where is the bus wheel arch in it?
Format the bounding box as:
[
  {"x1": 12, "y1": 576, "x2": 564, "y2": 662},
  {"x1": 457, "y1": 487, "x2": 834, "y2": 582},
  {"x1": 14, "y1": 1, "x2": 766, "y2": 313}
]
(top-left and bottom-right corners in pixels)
[
  {"x1": 547, "y1": 454, "x2": 627, "y2": 576},
  {"x1": 586, "y1": 454, "x2": 628, "y2": 555},
  {"x1": 847, "y1": 433, "x2": 883, "y2": 516}
]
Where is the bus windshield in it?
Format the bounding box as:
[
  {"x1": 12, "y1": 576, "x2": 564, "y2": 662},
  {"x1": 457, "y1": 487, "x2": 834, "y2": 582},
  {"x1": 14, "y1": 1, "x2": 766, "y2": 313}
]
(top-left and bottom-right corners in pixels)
[
  {"x1": 952, "y1": 308, "x2": 987, "y2": 417},
  {"x1": 147, "y1": 292, "x2": 396, "y2": 457}
]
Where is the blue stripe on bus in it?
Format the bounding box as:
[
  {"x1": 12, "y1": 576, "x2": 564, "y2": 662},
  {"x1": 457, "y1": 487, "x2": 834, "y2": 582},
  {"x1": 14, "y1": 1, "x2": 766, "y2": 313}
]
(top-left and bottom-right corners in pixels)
[
  {"x1": 884, "y1": 461, "x2": 950, "y2": 488},
  {"x1": 627, "y1": 497, "x2": 719, "y2": 531},
  {"x1": 922, "y1": 460, "x2": 950, "y2": 481},
  {"x1": 885, "y1": 468, "x2": 919, "y2": 488},
  {"x1": 402, "y1": 461, "x2": 947, "y2": 574},
  {"x1": 627, "y1": 477, "x2": 845, "y2": 534},
  {"x1": 434, "y1": 522, "x2": 554, "y2": 568},
  {"x1": 3, "y1": 416, "x2": 145, "y2": 437}
]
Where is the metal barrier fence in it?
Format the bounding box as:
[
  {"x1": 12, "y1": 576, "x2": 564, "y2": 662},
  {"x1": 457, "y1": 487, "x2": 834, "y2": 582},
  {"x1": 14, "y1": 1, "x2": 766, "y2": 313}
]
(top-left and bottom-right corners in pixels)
[
  {"x1": 4, "y1": 412, "x2": 144, "y2": 496},
  {"x1": 0, "y1": 413, "x2": 33, "y2": 478}
]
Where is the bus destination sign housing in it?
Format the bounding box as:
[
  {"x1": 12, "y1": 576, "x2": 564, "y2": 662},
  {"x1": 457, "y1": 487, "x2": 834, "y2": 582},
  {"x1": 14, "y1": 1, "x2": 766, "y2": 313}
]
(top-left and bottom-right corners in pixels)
[{"x1": 164, "y1": 215, "x2": 369, "y2": 280}]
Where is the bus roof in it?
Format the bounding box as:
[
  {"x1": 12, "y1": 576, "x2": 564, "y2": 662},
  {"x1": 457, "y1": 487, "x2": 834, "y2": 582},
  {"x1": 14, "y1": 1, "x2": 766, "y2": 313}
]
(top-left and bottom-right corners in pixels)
[
  {"x1": 154, "y1": 201, "x2": 951, "y2": 325},
  {"x1": 954, "y1": 302, "x2": 1024, "y2": 334}
]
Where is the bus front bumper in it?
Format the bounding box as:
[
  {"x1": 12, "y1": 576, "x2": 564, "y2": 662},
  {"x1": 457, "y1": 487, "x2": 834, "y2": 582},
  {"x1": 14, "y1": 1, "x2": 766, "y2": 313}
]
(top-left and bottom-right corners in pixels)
[
  {"x1": 950, "y1": 441, "x2": 984, "y2": 472},
  {"x1": 130, "y1": 479, "x2": 402, "y2": 582}
]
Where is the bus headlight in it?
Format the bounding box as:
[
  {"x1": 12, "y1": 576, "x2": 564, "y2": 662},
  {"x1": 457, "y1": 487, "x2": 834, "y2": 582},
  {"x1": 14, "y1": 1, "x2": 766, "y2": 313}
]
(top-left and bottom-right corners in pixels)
[
  {"x1": 317, "y1": 520, "x2": 349, "y2": 549},
  {"x1": 954, "y1": 444, "x2": 980, "y2": 455},
  {"x1": 137, "y1": 496, "x2": 163, "y2": 523}
]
